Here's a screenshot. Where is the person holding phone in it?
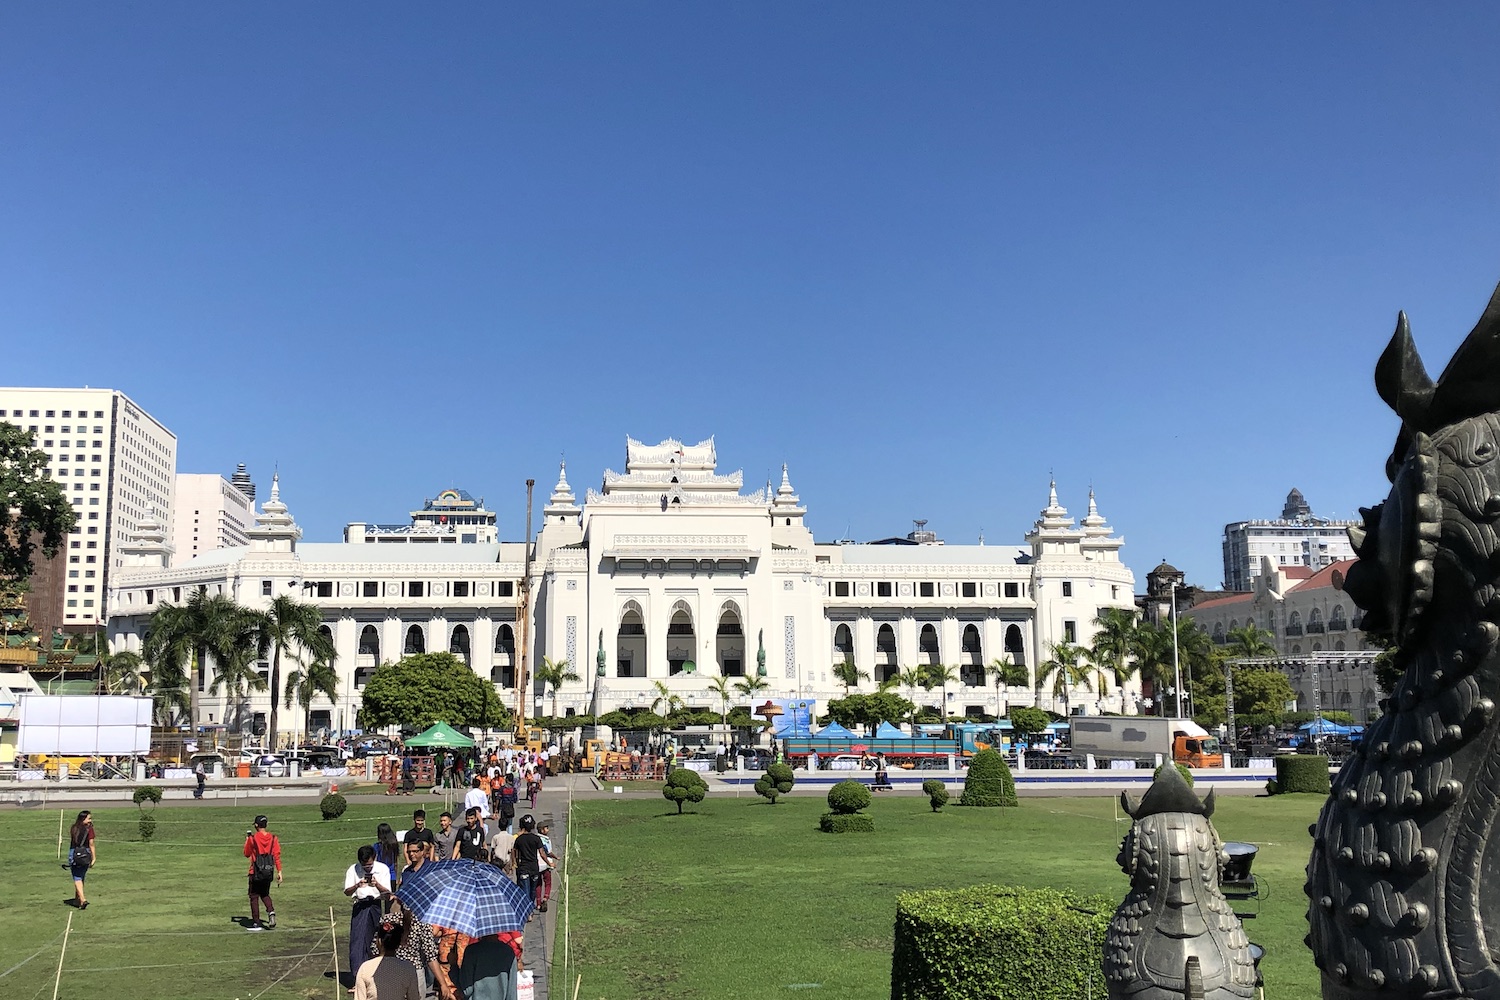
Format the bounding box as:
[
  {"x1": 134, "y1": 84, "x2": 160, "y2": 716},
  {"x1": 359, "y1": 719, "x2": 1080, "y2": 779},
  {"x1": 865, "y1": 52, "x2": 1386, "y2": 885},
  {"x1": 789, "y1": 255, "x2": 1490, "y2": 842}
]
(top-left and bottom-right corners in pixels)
[{"x1": 344, "y1": 844, "x2": 392, "y2": 992}]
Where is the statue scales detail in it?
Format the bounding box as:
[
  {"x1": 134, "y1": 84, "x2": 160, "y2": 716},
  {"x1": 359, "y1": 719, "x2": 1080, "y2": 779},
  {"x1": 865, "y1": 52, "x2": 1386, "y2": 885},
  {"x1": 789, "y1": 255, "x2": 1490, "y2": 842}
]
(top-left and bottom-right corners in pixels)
[
  {"x1": 1307, "y1": 280, "x2": 1500, "y2": 999},
  {"x1": 1104, "y1": 765, "x2": 1257, "y2": 1000}
]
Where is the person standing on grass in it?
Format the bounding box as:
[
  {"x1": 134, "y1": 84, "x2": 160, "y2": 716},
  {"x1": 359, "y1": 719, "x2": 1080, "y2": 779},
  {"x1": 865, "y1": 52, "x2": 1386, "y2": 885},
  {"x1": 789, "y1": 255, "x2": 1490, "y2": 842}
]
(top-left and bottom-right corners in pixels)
[
  {"x1": 510, "y1": 815, "x2": 546, "y2": 913},
  {"x1": 345, "y1": 844, "x2": 393, "y2": 990},
  {"x1": 243, "y1": 814, "x2": 283, "y2": 930},
  {"x1": 67, "y1": 810, "x2": 95, "y2": 909},
  {"x1": 432, "y1": 811, "x2": 457, "y2": 863}
]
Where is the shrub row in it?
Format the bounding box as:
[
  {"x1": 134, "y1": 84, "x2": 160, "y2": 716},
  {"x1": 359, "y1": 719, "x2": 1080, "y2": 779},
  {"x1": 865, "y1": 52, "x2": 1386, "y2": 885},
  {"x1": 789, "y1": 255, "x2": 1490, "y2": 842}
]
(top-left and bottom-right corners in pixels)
[
  {"x1": 820, "y1": 812, "x2": 875, "y2": 833},
  {"x1": 1273, "y1": 754, "x2": 1331, "y2": 794},
  {"x1": 892, "y1": 884, "x2": 1112, "y2": 1000}
]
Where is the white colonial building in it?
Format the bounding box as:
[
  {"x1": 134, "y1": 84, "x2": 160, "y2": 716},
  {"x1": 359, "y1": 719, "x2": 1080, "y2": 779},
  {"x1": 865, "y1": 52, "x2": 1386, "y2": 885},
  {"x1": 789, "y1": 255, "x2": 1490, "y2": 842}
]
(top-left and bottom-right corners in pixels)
[{"x1": 107, "y1": 437, "x2": 1137, "y2": 741}]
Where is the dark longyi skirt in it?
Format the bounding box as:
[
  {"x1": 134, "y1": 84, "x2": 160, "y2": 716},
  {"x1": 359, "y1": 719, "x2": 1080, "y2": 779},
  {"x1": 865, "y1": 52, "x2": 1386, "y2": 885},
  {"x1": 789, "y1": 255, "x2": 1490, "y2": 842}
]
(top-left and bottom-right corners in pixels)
[{"x1": 348, "y1": 897, "x2": 382, "y2": 978}]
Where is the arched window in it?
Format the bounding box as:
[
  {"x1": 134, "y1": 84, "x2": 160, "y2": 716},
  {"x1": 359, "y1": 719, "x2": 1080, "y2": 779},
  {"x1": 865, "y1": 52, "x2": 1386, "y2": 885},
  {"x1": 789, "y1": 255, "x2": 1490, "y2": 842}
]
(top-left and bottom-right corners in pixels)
[
  {"x1": 1308, "y1": 607, "x2": 1324, "y2": 634},
  {"x1": 919, "y1": 624, "x2": 940, "y2": 665},
  {"x1": 491, "y1": 624, "x2": 515, "y2": 687},
  {"x1": 1229, "y1": 619, "x2": 1239, "y2": 631},
  {"x1": 833, "y1": 624, "x2": 853, "y2": 659},
  {"x1": 1213, "y1": 622, "x2": 1226, "y2": 643},
  {"x1": 875, "y1": 624, "x2": 897, "y2": 683},
  {"x1": 450, "y1": 624, "x2": 471, "y2": 666},
  {"x1": 717, "y1": 606, "x2": 745, "y2": 677},
  {"x1": 1330, "y1": 605, "x2": 1348, "y2": 631},
  {"x1": 667, "y1": 601, "x2": 695, "y2": 676},
  {"x1": 404, "y1": 624, "x2": 426, "y2": 655},
  {"x1": 318, "y1": 624, "x2": 333, "y2": 645},
  {"x1": 960, "y1": 625, "x2": 983, "y2": 687},
  {"x1": 1004, "y1": 624, "x2": 1026, "y2": 667},
  {"x1": 358, "y1": 625, "x2": 380, "y2": 657},
  {"x1": 618, "y1": 601, "x2": 646, "y2": 679}
]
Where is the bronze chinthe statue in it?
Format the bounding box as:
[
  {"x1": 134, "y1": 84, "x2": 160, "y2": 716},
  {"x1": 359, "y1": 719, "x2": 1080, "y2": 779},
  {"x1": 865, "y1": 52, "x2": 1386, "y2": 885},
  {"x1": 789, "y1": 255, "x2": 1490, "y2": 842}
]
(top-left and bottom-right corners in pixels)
[
  {"x1": 1104, "y1": 765, "x2": 1257, "y2": 1000},
  {"x1": 1307, "y1": 280, "x2": 1500, "y2": 998}
]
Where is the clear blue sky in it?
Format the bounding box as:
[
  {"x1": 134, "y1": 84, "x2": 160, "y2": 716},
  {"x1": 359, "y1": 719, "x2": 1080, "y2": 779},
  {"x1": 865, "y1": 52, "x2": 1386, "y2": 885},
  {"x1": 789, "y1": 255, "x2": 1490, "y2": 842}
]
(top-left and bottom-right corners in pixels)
[{"x1": 5, "y1": 5, "x2": 1500, "y2": 589}]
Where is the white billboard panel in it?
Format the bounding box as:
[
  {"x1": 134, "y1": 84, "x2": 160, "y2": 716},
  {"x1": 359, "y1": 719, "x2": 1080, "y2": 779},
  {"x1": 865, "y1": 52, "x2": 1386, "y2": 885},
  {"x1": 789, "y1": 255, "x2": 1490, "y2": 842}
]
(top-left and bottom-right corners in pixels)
[{"x1": 18, "y1": 696, "x2": 153, "y2": 755}]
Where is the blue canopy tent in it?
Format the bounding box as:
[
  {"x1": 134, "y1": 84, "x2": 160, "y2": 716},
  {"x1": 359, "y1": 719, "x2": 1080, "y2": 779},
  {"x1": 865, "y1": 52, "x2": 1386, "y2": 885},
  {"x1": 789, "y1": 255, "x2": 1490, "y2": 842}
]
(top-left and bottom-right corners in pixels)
[
  {"x1": 814, "y1": 722, "x2": 858, "y2": 740},
  {"x1": 874, "y1": 721, "x2": 910, "y2": 739},
  {"x1": 1300, "y1": 718, "x2": 1354, "y2": 736}
]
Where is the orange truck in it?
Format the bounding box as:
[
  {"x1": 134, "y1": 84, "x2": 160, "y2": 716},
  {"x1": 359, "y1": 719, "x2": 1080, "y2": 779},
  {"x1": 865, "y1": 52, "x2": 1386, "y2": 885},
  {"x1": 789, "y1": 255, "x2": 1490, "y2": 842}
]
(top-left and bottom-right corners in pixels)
[{"x1": 1068, "y1": 717, "x2": 1224, "y2": 768}]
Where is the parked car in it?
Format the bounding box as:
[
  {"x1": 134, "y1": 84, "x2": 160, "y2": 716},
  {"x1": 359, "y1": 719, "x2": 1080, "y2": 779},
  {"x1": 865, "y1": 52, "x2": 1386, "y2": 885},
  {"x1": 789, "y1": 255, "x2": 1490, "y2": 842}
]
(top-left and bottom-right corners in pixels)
[{"x1": 251, "y1": 755, "x2": 286, "y2": 778}]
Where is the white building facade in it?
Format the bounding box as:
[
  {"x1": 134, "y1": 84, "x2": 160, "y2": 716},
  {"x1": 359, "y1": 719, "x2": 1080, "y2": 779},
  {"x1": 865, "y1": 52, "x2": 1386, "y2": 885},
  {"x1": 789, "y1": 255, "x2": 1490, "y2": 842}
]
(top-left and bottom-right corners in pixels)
[
  {"x1": 107, "y1": 438, "x2": 1137, "y2": 741},
  {"x1": 172, "y1": 471, "x2": 257, "y2": 564},
  {"x1": 0, "y1": 387, "x2": 177, "y2": 627},
  {"x1": 1221, "y1": 488, "x2": 1357, "y2": 591}
]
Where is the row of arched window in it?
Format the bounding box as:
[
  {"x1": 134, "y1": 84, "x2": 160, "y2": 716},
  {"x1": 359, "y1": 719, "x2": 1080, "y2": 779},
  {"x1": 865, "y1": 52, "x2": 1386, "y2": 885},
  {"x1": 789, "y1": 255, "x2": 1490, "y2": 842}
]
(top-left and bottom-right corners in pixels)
[{"x1": 831, "y1": 622, "x2": 1027, "y2": 685}]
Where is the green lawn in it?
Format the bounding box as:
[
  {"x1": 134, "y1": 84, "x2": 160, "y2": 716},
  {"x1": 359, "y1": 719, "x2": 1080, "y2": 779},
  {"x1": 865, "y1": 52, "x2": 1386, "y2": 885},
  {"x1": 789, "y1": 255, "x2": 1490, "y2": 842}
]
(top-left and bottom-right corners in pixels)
[
  {"x1": 1, "y1": 791, "x2": 1326, "y2": 1000},
  {"x1": 3, "y1": 798, "x2": 457, "y2": 1000},
  {"x1": 563, "y1": 791, "x2": 1325, "y2": 1000}
]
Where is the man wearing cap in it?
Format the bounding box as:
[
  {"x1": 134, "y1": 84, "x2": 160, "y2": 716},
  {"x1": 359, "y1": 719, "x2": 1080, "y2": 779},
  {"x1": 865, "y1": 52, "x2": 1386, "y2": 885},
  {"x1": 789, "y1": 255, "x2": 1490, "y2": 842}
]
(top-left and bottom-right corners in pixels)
[{"x1": 242, "y1": 814, "x2": 283, "y2": 931}]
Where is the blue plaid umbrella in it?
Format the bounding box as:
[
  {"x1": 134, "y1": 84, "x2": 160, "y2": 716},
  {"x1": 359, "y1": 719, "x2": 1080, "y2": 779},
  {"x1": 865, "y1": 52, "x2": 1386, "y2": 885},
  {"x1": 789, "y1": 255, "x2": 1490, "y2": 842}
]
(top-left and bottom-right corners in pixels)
[{"x1": 395, "y1": 860, "x2": 535, "y2": 937}]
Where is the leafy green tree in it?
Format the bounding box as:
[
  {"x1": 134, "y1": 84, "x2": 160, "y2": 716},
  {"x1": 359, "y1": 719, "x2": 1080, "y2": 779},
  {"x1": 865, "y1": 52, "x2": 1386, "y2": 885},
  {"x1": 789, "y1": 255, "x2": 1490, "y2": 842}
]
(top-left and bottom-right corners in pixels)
[
  {"x1": 899, "y1": 666, "x2": 926, "y2": 727},
  {"x1": 358, "y1": 652, "x2": 490, "y2": 730},
  {"x1": 206, "y1": 608, "x2": 268, "y2": 732},
  {"x1": 924, "y1": 664, "x2": 960, "y2": 722},
  {"x1": 1373, "y1": 644, "x2": 1402, "y2": 695},
  {"x1": 1232, "y1": 666, "x2": 1296, "y2": 722},
  {"x1": 100, "y1": 648, "x2": 144, "y2": 696},
  {"x1": 146, "y1": 654, "x2": 190, "y2": 725},
  {"x1": 0, "y1": 421, "x2": 78, "y2": 580},
  {"x1": 662, "y1": 768, "x2": 709, "y2": 814},
  {"x1": 867, "y1": 691, "x2": 914, "y2": 732},
  {"x1": 1225, "y1": 623, "x2": 1277, "y2": 660},
  {"x1": 989, "y1": 656, "x2": 1029, "y2": 718},
  {"x1": 1090, "y1": 608, "x2": 1139, "y2": 709},
  {"x1": 754, "y1": 761, "x2": 795, "y2": 804},
  {"x1": 1039, "y1": 642, "x2": 1090, "y2": 716},
  {"x1": 256, "y1": 594, "x2": 335, "y2": 747},
  {"x1": 535, "y1": 656, "x2": 580, "y2": 718},
  {"x1": 284, "y1": 659, "x2": 340, "y2": 746},
  {"x1": 832, "y1": 655, "x2": 868, "y2": 695},
  {"x1": 1008, "y1": 706, "x2": 1051, "y2": 747},
  {"x1": 649, "y1": 679, "x2": 684, "y2": 716}
]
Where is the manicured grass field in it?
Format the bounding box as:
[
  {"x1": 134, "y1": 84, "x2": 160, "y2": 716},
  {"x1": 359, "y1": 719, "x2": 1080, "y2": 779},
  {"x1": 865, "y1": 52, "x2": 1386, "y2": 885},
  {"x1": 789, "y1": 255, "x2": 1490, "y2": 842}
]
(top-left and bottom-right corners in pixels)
[
  {"x1": 563, "y1": 791, "x2": 1326, "y2": 1000},
  {"x1": 3, "y1": 797, "x2": 465, "y2": 1000}
]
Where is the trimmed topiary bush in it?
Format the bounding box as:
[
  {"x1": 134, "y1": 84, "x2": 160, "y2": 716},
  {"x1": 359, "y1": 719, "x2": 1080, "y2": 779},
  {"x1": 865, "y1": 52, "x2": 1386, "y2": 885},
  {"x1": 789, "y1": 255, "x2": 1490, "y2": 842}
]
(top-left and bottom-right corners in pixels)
[
  {"x1": 959, "y1": 749, "x2": 1017, "y2": 807},
  {"x1": 820, "y1": 812, "x2": 875, "y2": 833},
  {"x1": 827, "y1": 778, "x2": 872, "y2": 814},
  {"x1": 1273, "y1": 754, "x2": 1331, "y2": 794},
  {"x1": 755, "y1": 762, "x2": 796, "y2": 804},
  {"x1": 662, "y1": 767, "x2": 709, "y2": 814},
  {"x1": 1154, "y1": 762, "x2": 1194, "y2": 787},
  {"x1": 320, "y1": 792, "x2": 348, "y2": 820},
  {"x1": 892, "y1": 884, "x2": 1112, "y2": 1000},
  {"x1": 132, "y1": 785, "x2": 163, "y2": 807},
  {"x1": 922, "y1": 778, "x2": 949, "y2": 812}
]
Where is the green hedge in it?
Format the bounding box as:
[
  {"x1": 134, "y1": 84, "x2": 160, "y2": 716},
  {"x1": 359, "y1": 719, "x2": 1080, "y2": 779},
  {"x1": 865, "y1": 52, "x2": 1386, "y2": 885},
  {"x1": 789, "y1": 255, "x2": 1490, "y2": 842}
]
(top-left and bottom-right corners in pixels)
[
  {"x1": 892, "y1": 885, "x2": 1111, "y2": 1000},
  {"x1": 921, "y1": 779, "x2": 949, "y2": 812},
  {"x1": 1273, "y1": 754, "x2": 1331, "y2": 794},
  {"x1": 820, "y1": 812, "x2": 875, "y2": 833},
  {"x1": 827, "y1": 779, "x2": 872, "y2": 814},
  {"x1": 959, "y1": 749, "x2": 1017, "y2": 807}
]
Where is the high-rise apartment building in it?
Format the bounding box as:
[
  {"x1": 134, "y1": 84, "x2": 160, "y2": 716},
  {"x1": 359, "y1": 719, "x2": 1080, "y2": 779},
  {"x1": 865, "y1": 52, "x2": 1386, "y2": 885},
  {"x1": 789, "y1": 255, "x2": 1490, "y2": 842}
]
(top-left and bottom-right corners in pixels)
[
  {"x1": 172, "y1": 470, "x2": 257, "y2": 564},
  {"x1": 1221, "y1": 488, "x2": 1357, "y2": 591},
  {"x1": 0, "y1": 388, "x2": 176, "y2": 627}
]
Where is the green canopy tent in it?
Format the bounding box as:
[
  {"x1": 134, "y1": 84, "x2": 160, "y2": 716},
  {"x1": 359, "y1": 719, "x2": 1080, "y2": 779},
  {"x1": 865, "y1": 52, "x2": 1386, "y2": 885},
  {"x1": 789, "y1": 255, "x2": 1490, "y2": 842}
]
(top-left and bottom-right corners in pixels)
[{"x1": 404, "y1": 722, "x2": 476, "y2": 749}]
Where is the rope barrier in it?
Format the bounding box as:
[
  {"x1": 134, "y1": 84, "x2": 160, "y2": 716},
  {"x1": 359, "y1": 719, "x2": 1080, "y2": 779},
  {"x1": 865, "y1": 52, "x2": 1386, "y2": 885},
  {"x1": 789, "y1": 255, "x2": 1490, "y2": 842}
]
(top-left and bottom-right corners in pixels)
[
  {"x1": 66, "y1": 938, "x2": 328, "y2": 974},
  {"x1": 249, "y1": 929, "x2": 331, "y2": 1000},
  {"x1": 0, "y1": 929, "x2": 68, "y2": 980}
]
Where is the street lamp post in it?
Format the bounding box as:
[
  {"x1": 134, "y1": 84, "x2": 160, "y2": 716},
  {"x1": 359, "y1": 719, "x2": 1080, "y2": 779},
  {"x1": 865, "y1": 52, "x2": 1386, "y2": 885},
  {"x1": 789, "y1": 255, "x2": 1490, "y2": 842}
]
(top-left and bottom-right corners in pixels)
[{"x1": 1171, "y1": 582, "x2": 1183, "y2": 718}]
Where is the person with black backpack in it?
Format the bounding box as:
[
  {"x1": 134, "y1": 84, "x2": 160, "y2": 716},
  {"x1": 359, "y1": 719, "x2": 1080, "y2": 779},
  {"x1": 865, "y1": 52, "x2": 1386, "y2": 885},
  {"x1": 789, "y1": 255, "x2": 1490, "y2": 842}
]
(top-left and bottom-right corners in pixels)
[
  {"x1": 242, "y1": 814, "x2": 282, "y2": 931},
  {"x1": 67, "y1": 810, "x2": 95, "y2": 909}
]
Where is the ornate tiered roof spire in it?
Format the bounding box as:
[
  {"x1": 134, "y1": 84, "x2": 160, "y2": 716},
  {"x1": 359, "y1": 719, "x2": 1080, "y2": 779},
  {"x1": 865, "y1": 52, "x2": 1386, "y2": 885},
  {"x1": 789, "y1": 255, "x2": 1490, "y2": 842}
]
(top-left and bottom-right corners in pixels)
[
  {"x1": 546, "y1": 460, "x2": 581, "y2": 515},
  {"x1": 1037, "y1": 478, "x2": 1074, "y2": 530},
  {"x1": 773, "y1": 464, "x2": 801, "y2": 508},
  {"x1": 247, "y1": 473, "x2": 302, "y2": 553},
  {"x1": 1081, "y1": 487, "x2": 1111, "y2": 536}
]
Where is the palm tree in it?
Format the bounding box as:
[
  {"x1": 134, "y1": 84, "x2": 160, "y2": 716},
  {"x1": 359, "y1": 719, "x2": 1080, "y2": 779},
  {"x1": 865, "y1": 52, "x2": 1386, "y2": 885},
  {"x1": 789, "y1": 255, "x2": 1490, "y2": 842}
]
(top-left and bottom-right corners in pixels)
[
  {"x1": 733, "y1": 674, "x2": 769, "y2": 705},
  {"x1": 206, "y1": 608, "x2": 268, "y2": 732},
  {"x1": 988, "y1": 655, "x2": 1029, "y2": 718},
  {"x1": 255, "y1": 595, "x2": 335, "y2": 749},
  {"x1": 1090, "y1": 607, "x2": 1139, "y2": 712},
  {"x1": 649, "y1": 679, "x2": 684, "y2": 716},
  {"x1": 145, "y1": 650, "x2": 190, "y2": 726},
  {"x1": 707, "y1": 674, "x2": 734, "y2": 739},
  {"x1": 284, "y1": 659, "x2": 340, "y2": 748},
  {"x1": 1130, "y1": 622, "x2": 1178, "y2": 716},
  {"x1": 899, "y1": 666, "x2": 925, "y2": 727},
  {"x1": 100, "y1": 648, "x2": 144, "y2": 695},
  {"x1": 832, "y1": 655, "x2": 868, "y2": 695},
  {"x1": 141, "y1": 588, "x2": 248, "y2": 728},
  {"x1": 1039, "y1": 641, "x2": 1091, "y2": 716},
  {"x1": 924, "y1": 664, "x2": 960, "y2": 722},
  {"x1": 534, "y1": 656, "x2": 581, "y2": 718},
  {"x1": 1226, "y1": 623, "x2": 1277, "y2": 660}
]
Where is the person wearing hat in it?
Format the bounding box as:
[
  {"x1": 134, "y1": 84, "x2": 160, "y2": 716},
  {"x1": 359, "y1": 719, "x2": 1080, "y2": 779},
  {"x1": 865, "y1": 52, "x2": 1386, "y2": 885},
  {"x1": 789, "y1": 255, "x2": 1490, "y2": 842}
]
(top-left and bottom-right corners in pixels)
[{"x1": 243, "y1": 814, "x2": 283, "y2": 931}]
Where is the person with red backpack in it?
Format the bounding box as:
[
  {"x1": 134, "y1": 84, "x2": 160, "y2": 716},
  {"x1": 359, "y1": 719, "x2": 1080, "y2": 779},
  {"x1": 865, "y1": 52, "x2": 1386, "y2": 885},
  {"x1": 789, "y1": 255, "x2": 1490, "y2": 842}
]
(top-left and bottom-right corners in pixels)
[{"x1": 243, "y1": 814, "x2": 283, "y2": 931}]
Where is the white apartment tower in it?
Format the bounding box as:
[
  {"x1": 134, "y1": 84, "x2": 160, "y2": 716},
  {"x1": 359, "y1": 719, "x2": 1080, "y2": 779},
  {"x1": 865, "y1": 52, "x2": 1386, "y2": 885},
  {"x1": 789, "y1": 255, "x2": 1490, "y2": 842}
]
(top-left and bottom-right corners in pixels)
[
  {"x1": 172, "y1": 470, "x2": 257, "y2": 564},
  {"x1": 0, "y1": 388, "x2": 177, "y2": 627}
]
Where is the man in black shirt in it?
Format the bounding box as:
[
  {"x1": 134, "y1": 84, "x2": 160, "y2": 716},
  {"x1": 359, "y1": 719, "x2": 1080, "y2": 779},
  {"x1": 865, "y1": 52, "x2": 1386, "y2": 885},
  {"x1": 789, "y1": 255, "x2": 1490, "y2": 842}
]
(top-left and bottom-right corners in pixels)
[
  {"x1": 405, "y1": 808, "x2": 438, "y2": 862},
  {"x1": 511, "y1": 814, "x2": 547, "y2": 912},
  {"x1": 454, "y1": 806, "x2": 488, "y2": 861}
]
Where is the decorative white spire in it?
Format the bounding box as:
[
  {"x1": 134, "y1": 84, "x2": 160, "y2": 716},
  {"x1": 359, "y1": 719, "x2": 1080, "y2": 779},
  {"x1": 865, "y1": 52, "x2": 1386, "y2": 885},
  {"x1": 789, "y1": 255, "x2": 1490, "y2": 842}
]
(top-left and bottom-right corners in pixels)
[
  {"x1": 545, "y1": 460, "x2": 581, "y2": 516},
  {"x1": 247, "y1": 472, "x2": 302, "y2": 553},
  {"x1": 773, "y1": 463, "x2": 800, "y2": 507},
  {"x1": 1037, "y1": 478, "x2": 1073, "y2": 529},
  {"x1": 120, "y1": 504, "x2": 172, "y2": 568},
  {"x1": 1081, "y1": 487, "x2": 1111, "y2": 535}
]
